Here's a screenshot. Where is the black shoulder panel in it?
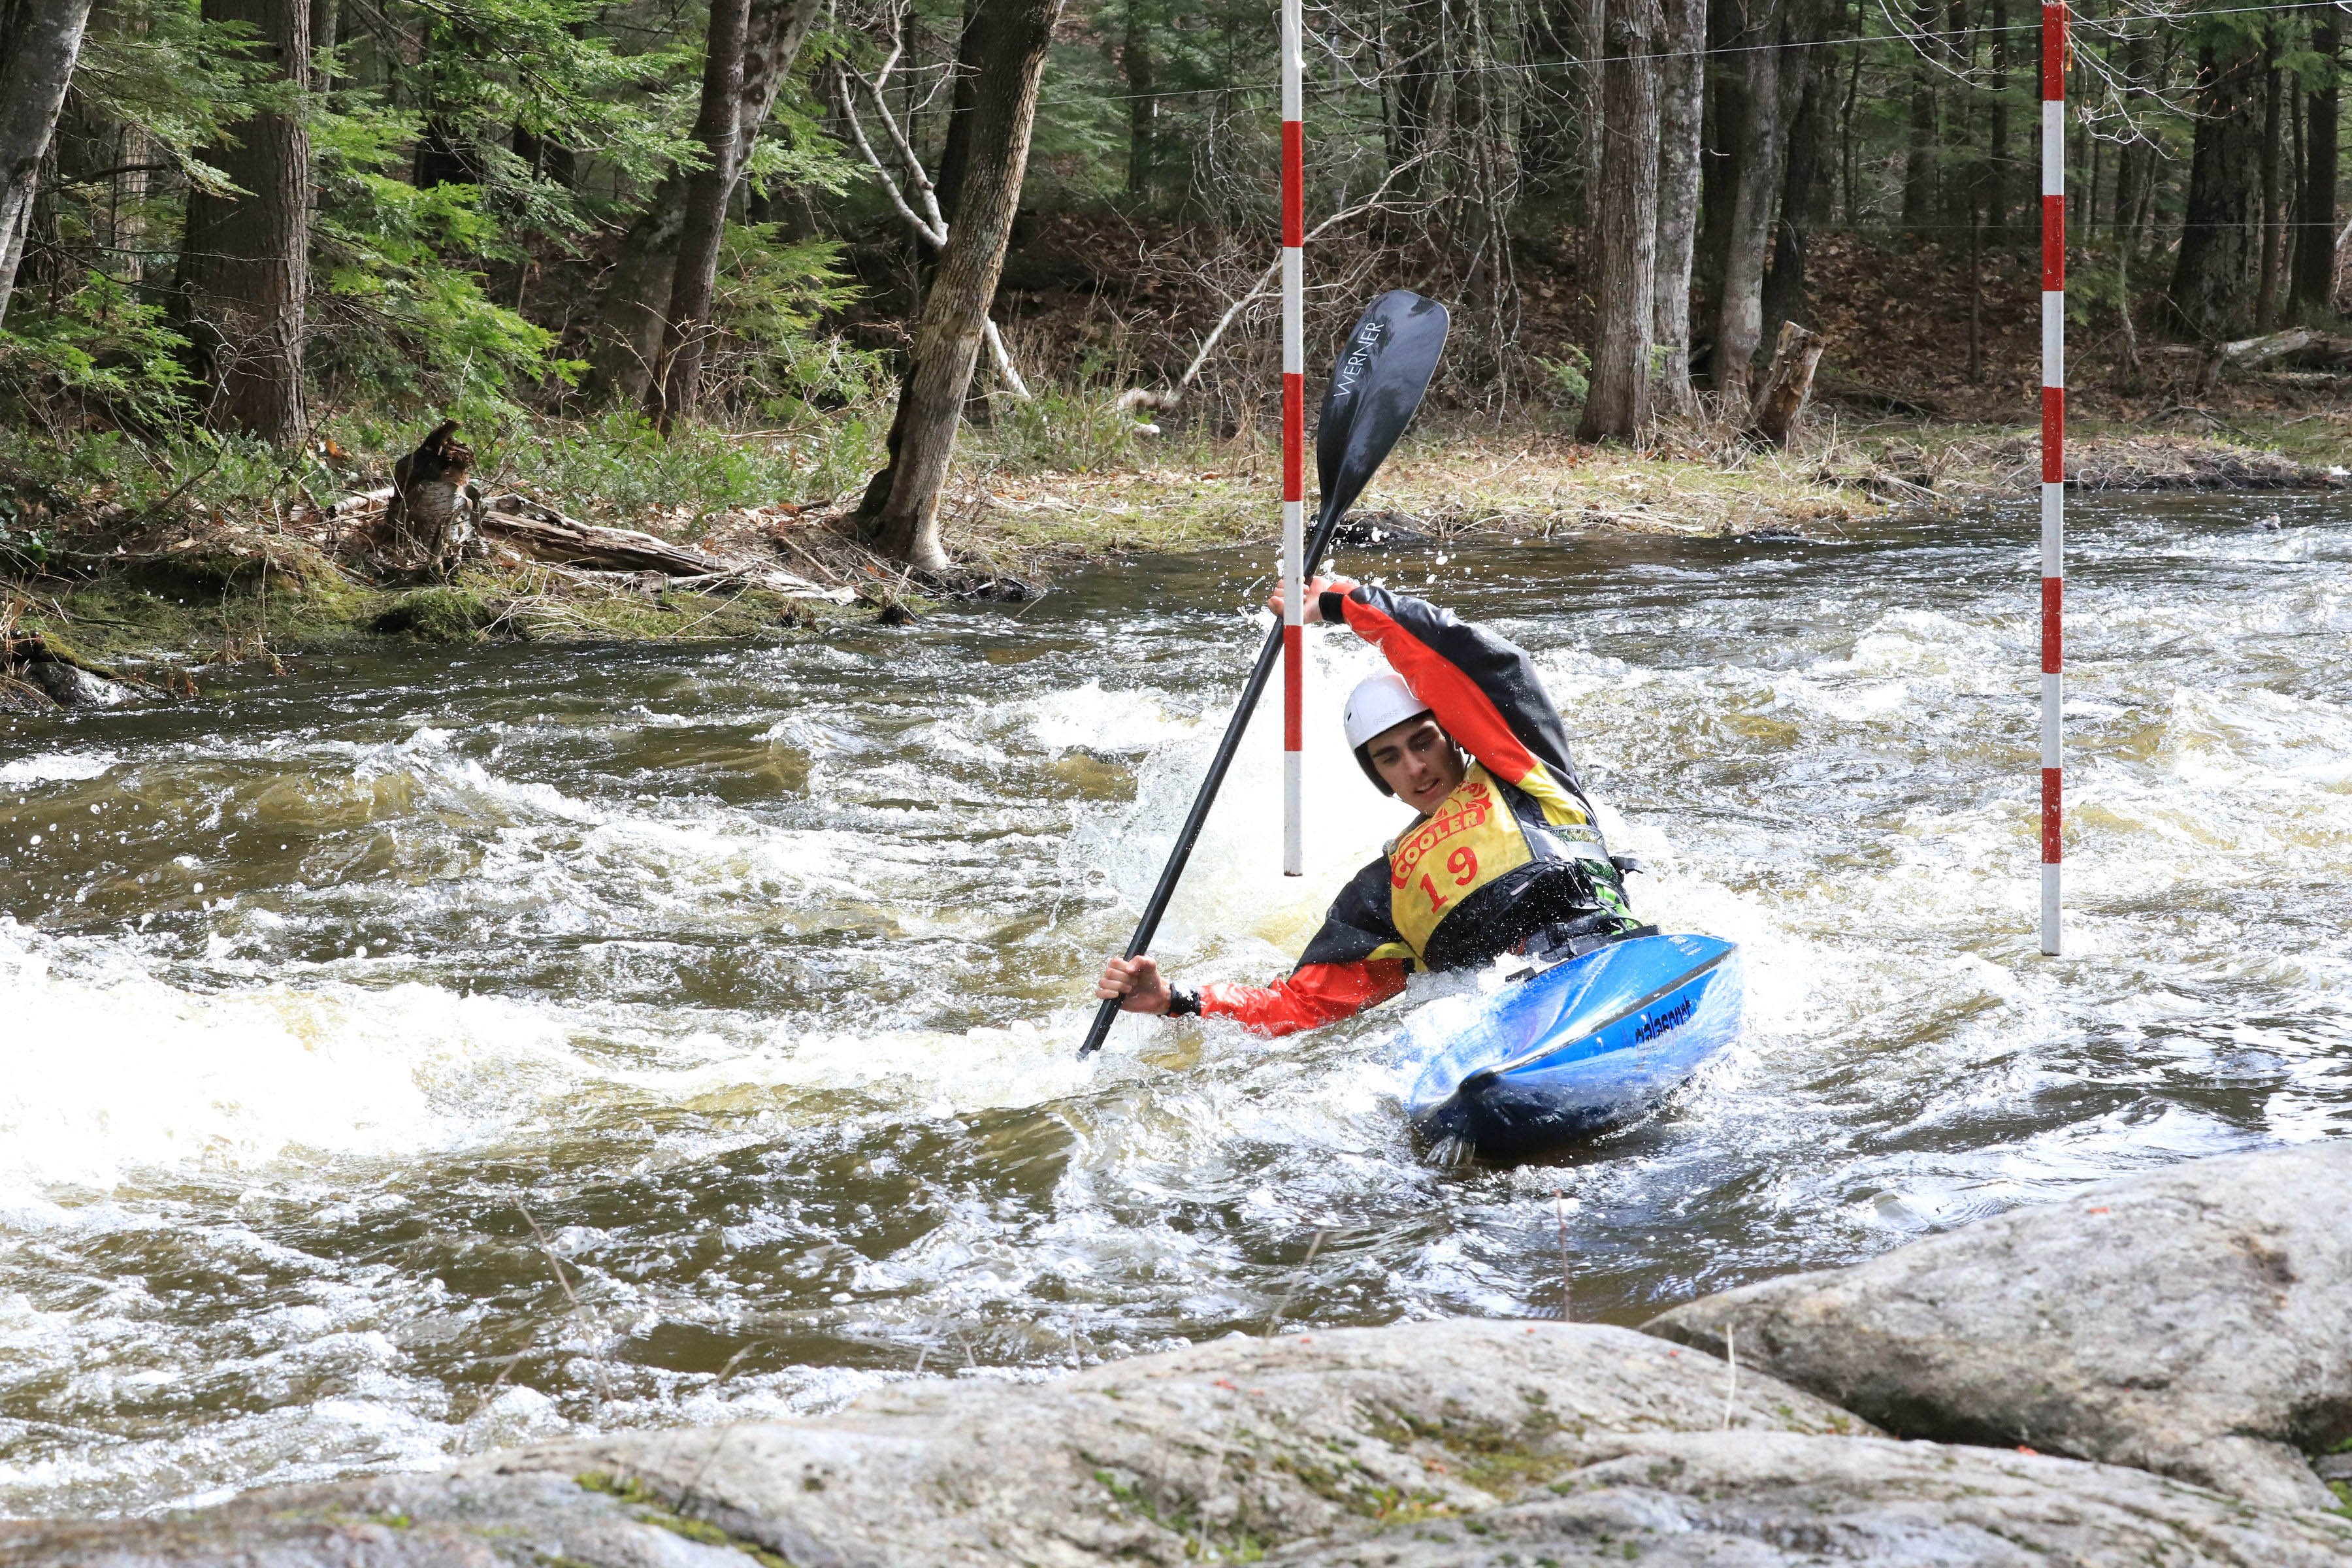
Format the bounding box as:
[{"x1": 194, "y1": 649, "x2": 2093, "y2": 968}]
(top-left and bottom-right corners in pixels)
[{"x1": 1296, "y1": 855, "x2": 1409, "y2": 970}]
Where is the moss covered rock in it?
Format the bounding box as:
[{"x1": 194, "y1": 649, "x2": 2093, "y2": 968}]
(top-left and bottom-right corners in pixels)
[{"x1": 372, "y1": 587, "x2": 497, "y2": 644}]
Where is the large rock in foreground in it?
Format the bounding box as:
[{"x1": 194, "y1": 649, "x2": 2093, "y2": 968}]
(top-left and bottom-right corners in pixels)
[
  {"x1": 1285, "y1": 1432, "x2": 2352, "y2": 1567},
  {"x1": 1644, "y1": 1142, "x2": 2352, "y2": 1510},
  {"x1": 7, "y1": 1319, "x2": 2349, "y2": 1567}
]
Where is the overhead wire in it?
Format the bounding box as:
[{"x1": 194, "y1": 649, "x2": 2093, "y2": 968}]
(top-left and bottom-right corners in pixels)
[{"x1": 1009, "y1": 0, "x2": 2352, "y2": 112}]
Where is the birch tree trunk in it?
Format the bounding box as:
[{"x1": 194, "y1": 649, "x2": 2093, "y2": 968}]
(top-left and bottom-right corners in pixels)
[
  {"x1": 1580, "y1": 0, "x2": 1662, "y2": 440},
  {"x1": 858, "y1": 0, "x2": 1062, "y2": 572},
  {"x1": 646, "y1": 0, "x2": 752, "y2": 431},
  {"x1": 178, "y1": 0, "x2": 310, "y2": 444},
  {"x1": 1651, "y1": 0, "x2": 1706, "y2": 412},
  {"x1": 0, "y1": 0, "x2": 100, "y2": 327}
]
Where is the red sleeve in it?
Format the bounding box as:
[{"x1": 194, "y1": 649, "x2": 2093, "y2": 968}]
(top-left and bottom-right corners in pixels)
[
  {"x1": 1198, "y1": 959, "x2": 1409, "y2": 1038},
  {"x1": 1326, "y1": 580, "x2": 1581, "y2": 798}
]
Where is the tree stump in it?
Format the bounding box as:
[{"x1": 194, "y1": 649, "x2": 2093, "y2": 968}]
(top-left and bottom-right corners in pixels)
[
  {"x1": 385, "y1": 420, "x2": 478, "y2": 575},
  {"x1": 1745, "y1": 322, "x2": 1827, "y2": 449}
]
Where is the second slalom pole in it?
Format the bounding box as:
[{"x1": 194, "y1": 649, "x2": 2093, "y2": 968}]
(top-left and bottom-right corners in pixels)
[{"x1": 1280, "y1": 0, "x2": 1305, "y2": 875}]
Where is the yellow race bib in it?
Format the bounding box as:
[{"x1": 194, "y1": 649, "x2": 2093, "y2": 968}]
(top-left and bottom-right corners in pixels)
[{"x1": 1387, "y1": 764, "x2": 1535, "y2": 958}]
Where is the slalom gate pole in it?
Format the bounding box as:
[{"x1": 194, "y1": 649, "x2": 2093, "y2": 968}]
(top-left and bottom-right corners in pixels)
[
  {"x1": 1280, "y1": 0, "x2": 1305, "y2": 877},
  {"x1": 2040, "y1": 1, "x2": 2066, "y2": 956},
  {"x1": 1075, "y1": 291, "x2": 1450, "y2": 1061}
]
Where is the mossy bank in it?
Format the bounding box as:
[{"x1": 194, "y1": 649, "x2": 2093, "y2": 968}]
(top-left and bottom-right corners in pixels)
[{"x1": 5, "y1": 409, "x2": 2341, "y2": 706}]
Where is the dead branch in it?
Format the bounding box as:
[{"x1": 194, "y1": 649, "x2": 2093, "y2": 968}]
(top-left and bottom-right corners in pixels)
[
  {"x1": 834, "y1": 56, "x2": 1031, "y2": 400},
  {"x1": 1115, "y1": 147, "x2": 1443, "y2": 418}
]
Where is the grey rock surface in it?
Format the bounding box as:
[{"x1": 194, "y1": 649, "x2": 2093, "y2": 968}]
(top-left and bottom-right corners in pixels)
[
  {"x1": 0, "y1": 1469, "x2": 753, "y2": 1568},
  {"x1": 486, "y1": 1320, "x2": 1868, "y2": 1568},
  {"x1": 5, "y1": 1319, "x2": 2347, "y2": 1567},
  {"x1": 0, "y1": 1322, "x2": 1860, "y2": 1568},
  {"x1": 1278, "y1": 1431, "x2": 2352, "y2": 1567},
  {"x1": 1642, "y1": 1141, "x2": 2352, "y2": 1510}
]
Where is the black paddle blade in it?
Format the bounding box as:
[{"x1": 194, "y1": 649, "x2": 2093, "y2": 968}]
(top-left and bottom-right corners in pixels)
[{"x1": 1314, "y1": 290, "x2": 1450, "y2": 535}]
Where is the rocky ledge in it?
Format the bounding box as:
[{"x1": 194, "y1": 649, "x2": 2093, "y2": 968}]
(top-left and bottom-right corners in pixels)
[{"x1": 7, "y1": 1145, "x2": 2350, "y2": 1567}]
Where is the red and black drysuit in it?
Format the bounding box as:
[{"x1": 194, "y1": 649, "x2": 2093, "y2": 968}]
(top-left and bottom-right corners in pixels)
[{"x1": 1192, "y1": 583, "x2": 1640, "y2": 1037}]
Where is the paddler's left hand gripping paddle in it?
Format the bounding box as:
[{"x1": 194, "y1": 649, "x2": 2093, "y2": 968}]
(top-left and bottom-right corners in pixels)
[{"x1": 1078, "y1": 291, "x2": 1450, "y2": 1058}]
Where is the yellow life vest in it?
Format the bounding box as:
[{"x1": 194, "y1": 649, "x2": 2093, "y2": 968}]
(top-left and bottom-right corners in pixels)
[{"x1": 1386, "y1": 763, "x2": 1541, "y2": 958}]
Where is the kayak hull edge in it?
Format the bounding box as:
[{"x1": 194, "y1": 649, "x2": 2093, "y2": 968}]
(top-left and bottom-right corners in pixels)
[{"x1": 1402, "y1": 933, "x2": 1744, "y2": 1160}]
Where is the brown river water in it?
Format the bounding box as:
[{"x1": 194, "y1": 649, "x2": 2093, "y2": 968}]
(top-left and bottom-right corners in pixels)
[{"x1": 1, "y1": 494, "x2": 2347, "y2": 1516}]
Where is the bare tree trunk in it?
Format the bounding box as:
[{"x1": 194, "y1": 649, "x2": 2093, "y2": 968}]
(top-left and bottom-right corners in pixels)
[
  {"x1": 1575, "y1": 0, "x2": 1606, "y2": 248},
  {"x1": 1652, "y1": 0, "x2": 1706, "y2": 411},
  {"x1": 858, "y1": 0, "x2": 1062, "y2": 572},
  {"x1": 178, "y1": 0, "x2": 310, "y2": 445},
  {"x1": 1708, "y1": 0, "x2": 1786, "y2": 397},
  {"x1": 2257, "y1": 31, "x2": 2282, "y2": 330},
  {"x1": 1122, "y1": 3, "x2": 1155, "y2": 199},
  {"x1": 1985, "y1": 0, "x2": 2008, "y2": 235},
  {"x1": 1582, "y1": 0, "x2": 1662, "y2": 440},
  {"x1": 1695, "y1": 0, "x2": 1744, "y2": 316},
  {"x1": 1940, "y1": 0, "x2": 1972, "y2": 229},
  {"x1": 2291, "y1": 20, "x2": 2340, "y2": 319},
  {"x1": 1759, "y1": 24, "x2": 1827, "y2": 342},
  {"x1": 0, "y1": 0, "x2": 99, "y2": 326},
  {"x1": 2115, "y1": 31, "x2": 2161, "y2": 263},
  {"x1": 2168, "y1": 34, "x2": 2264, "y2": 340},
  {"x1": 585, "y1": 189, "x2": 689, "y2": 408},
  {"x1": 1838, "y1": 0, "x2": 1860, "y2": 220},
  {"x1": 646, "y1": 0, "x2": 751, "y2": 431},
  {"x1": 583, "y1": 0, "x2": 822, "y2": 409},
  {"x1": 1902, "y1": 0, "x2": 1936, "y2": 223},
  {"x1": 934, "y1": 0, "x2": 992, "y2": 226}
]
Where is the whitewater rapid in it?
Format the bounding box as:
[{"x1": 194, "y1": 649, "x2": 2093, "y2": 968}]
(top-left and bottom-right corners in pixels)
[{"x1": 1, "y1": 493, "x2": 2347, "y2": 1516}]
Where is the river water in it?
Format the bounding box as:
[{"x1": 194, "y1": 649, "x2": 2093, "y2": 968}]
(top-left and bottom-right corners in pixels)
[{"x1": 2, "y1": 494, "x2": 2348, "y2": 1517}]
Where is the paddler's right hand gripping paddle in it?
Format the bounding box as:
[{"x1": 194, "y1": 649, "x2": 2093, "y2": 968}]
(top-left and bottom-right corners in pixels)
[{"x1": 1078, "y1": 290, "x2": 1450, "y2": 1058}]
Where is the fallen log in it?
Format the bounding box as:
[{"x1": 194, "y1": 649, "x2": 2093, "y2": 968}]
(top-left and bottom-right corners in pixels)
[
  {"x1": 1745, "y1": 321, "x2": 1827, "y2": 449},
  {"x1": 2191, "y1": 327, "x2": 2352, "y2": 388},
  {"x1": 2280, "y1": 333, "x2": 2352, "y2": 372},
  {"x1": 475, "y1": 494, "x2": 854, "y2": 602}
]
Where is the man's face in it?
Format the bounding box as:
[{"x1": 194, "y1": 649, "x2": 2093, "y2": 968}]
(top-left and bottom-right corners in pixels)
[{"x1": 1367, "y1": 715, "x2": 1465, "y2": 816}]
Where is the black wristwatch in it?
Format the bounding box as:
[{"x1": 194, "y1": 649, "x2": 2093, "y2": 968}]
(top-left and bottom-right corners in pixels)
[{"x1": 1166, "y1": 986, "x2": 1201, "y2": 1017}]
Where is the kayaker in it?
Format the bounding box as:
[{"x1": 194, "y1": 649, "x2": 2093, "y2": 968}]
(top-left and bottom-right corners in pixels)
[{"x1": 1094, "y1": 578, "x2": 1643, "y2": 1036}]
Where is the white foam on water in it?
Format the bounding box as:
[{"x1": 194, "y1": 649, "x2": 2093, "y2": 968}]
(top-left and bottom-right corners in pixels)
[
  {"x1": 0, "y1": 922, "x2": 595, "y2": 1189},
  {"x1": 0, "y1": 751, "x2": 119, "y2": 787}
]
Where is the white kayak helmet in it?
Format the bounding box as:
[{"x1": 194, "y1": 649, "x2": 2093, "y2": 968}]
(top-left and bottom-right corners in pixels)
[{"x1": 1343, "y1": 668, "x2": 1433, "y2": 794}]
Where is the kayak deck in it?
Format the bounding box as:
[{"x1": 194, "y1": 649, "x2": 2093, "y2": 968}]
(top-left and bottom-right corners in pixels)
[{"x1": 1397, "y1": 933, "x2": 1744, "y2": 1160}]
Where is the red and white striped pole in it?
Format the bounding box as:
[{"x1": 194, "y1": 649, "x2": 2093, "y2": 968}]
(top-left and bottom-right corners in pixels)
[
  {"x1": 1280, "y1": 0, "x2": 1305, "y2": 876},
  {"x1": 2040, "y1": 1, "x2": 2066, "y2": 955}
]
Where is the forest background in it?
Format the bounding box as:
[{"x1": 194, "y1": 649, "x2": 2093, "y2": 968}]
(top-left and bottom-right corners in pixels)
[{"x1": 0, "y1": 0, "x2": 2345, "y2": 630}]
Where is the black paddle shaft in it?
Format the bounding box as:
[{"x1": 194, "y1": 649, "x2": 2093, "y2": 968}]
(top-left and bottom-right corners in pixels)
[{"x1": 1077, "y1": 290, "x2": 1450, "y2": 1059}]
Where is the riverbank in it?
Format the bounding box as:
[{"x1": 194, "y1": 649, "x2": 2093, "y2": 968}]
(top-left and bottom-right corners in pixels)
[
  {"x1": 4, "y1": 1144, "x2": 2345, "y2": 1565},
  {"x1": 3, "y1": 404, "x2": 2343, "y2": 708}
]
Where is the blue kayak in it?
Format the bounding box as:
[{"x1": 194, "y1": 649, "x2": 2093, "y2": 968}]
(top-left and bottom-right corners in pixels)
[{"x1": 1399, "y1": 932, "x2": 1744, "y2": 1160}]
